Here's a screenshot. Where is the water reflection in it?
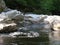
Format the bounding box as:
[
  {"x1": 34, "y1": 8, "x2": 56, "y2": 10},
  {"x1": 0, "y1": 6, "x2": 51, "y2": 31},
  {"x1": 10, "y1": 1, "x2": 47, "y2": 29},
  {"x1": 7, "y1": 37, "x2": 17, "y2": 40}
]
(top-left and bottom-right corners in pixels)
[
  {"x1": 0, "y1": 31, "x2": 49, "y2": 45},
  {"x1": 0, "y1": 37, "x2": 49, "y2": 45},
  {"x1": 0, "y1": 30, "x2": 60, "y2": 45},
  {"x1": 49, "y1": 31, "x2": 60, "y2": 45},
  {"x1": 1, "y1": 30, "x2": 60, "y2": 45}
]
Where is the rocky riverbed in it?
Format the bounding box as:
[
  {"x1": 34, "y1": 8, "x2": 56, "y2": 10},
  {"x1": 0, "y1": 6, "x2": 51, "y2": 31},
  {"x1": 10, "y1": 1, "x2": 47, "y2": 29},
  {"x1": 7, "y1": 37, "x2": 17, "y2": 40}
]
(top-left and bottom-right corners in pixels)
[
  {"x1": 1, "y1": 0, "x2": 60, "y2": 45},
  {"x1": 0, "y1": 9, "x2": 60, "y2": 38}
]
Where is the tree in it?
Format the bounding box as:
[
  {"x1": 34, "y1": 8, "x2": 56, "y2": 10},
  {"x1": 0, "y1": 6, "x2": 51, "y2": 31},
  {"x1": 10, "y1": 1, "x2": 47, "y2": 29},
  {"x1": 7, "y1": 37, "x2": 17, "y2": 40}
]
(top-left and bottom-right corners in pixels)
[
  {"x1": 51, "y1": 0, "x2": 60, "y2": 15},
  {"x1": 40, "y1": 0, "x2": 54, "y2": 14}
]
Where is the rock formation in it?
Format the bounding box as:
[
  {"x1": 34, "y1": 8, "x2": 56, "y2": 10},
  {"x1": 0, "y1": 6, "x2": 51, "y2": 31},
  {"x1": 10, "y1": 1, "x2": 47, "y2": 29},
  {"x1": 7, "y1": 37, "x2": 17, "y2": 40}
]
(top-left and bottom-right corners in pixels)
[
  {"x1": 52, "y1": 20, "x2": 60, "y2": 31},
  {"x1": 0, "y1": 10, "x2": 24, "y2": 33},
  {"x1": 24, "y1": 14, "x2": 60, "y2": 31},
  {"x1": 0, "y1": 0, "x2": 7, "y2": 12},
  {"x1": 0, "y1": 0, "x2": 24, "y2": 33}
]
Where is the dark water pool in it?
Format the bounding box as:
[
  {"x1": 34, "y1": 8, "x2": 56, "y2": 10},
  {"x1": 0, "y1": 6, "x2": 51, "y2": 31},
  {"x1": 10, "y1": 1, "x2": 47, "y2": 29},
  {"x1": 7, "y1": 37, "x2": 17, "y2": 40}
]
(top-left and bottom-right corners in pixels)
[{"x1": 0, "y1": 31, "x2": 60, "y2": 45}]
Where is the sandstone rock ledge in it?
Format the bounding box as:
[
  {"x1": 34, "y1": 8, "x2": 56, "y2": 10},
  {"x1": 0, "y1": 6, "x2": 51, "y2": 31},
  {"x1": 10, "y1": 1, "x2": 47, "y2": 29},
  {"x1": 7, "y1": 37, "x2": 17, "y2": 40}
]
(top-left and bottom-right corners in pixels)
[{"x1": 0, "y1": 23, "x2": 17, "y2": 33}]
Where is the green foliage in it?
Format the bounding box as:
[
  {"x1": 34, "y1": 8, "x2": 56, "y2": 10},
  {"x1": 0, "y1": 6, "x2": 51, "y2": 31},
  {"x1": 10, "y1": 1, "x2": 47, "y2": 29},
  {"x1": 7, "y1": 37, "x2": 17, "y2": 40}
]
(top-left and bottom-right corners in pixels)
[
  {"x1": 40, "y1": 0, "x2": 54, "y2": 14},
  {"x1": 26, "y1": 0, "x2": 40, "y2": 8},
  {"x1": 16, "y1": 0, "x2": 27, "y2": 6},
  {"x1": 40, "y1": 0, "x2": 53, "y2": 10},
  {"x1": 4, "y1": 0, "x2": 60, "y2": 14},
  {"x1": 0, "y1": 8, "x2": 4, "y2": 12},
  {"x1": 53, "y1": 0, "x2": 60, "y2": 10}
]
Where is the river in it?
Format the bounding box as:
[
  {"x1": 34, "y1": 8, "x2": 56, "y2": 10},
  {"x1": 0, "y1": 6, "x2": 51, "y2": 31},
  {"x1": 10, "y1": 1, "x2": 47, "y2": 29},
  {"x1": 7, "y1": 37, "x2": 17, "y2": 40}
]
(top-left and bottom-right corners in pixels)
[
  {"x1": 0, "y1": 0, "x2": 60, "y2": 45},
  {"x1": 0, "y1": 12, "x2": 60, "y2": 45},
  {"x1": 0, "y1": 30, "x2": 60, "y2": 45}
]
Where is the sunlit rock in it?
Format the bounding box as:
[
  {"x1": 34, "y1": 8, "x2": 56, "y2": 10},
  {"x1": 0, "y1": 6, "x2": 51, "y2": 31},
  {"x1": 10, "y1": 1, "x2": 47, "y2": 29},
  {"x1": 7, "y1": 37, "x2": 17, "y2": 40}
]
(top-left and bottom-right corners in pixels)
[
  {"x1": 9, "y1": 31, "x2": 39, "y2": 38},
  {"x1": 44, "y1": 15, "x2": 60, "y2": 24},
  {"x1": 0, "y1": 14, "x2": 8, "y2": 21},
  {"x1": 0, "y1": 23, "x2": 17, "y2": 33},
  {"x1": 25, "y1": 14, "x2": 60, "y2": 24},
  {"x1": 52, "y1": 20, "x2": 60, "y2": 31},
  {"x1": 0, "y1": 10, "x2": 24, "y2": 22},
  {"x1": 1, "y1": 10, "x2": 23, "y2": 18},
  {"x1": 9, "y1": 32, "x2": 21, "y2": 37},
  {"x1": 25, "y1": 14, "x2": 47, "y2": 23},
  {"x1": 0, "y1": 9, "x2": 24, "y2": 32},
  {"x1": 24, "y1": 14, "x2": 60, "y2": 31},
  {"x1": 43, "y1": 15, "x2": 60, "y2": 31},
  {"x1": 9, "y1": 32, "x2": 27, "y2": 38},
  {"x1": 29, "y1": 31, "x2": 39, "y2": 37}
]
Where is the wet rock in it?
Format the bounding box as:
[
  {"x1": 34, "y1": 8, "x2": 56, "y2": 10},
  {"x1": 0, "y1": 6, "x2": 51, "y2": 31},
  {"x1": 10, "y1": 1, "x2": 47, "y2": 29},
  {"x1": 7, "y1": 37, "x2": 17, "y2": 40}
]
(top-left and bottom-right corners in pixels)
[
  {"x1": 0, "y1": 23, "x2": 17, "y2": 33},
  {"x1": 0, "y1": 0, "x2": 24, "y2": 33},
  {"x1": 0, "y1": 9, "x2": 24, "y2": 33},
  {"x1": 52, "y1": 20, "x2": 60, "y2": 31}
]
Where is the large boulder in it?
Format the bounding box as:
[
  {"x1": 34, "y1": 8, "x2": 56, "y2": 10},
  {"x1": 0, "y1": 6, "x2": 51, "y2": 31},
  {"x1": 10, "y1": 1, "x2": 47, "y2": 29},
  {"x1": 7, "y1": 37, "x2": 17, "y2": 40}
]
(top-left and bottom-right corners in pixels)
[
  {"x1": 0, "y1": 10, "x2": 24, "y2": 33},
  {"x1": 24, "y1": 14, "x2": 60, "y2": 31},
  {"x1": 0, "y1": 23, "x2": 17, "y2": 33},
  {"x1": 52, "y1": 20, "x2": 60, "y2": 31}
]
